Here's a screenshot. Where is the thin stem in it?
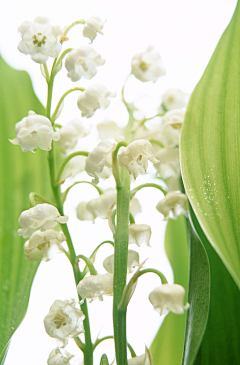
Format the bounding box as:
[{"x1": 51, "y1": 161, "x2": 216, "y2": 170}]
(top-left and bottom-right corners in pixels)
[
  {"x1": 112, "y1": 142, "x2": 128, "y2": 187},
  {"x1": 130, "y1": 183, "x2": 168, "y2": 198},
  {"x1": 74, "y1": 337, "x2": 85, "y2": 352},
  {"x1": 43, "y1": 63, "x2": 50, "y2": 82},
  {"x1": 121, "y1": 74, "x2": 131, "y2": 106},
  {"x1": 94, "y1": 336, "x2": 137, "y2": 357},
  {"x1": 138, "y1": 268, "x2": 168, "y2": 284},
  {"x1": 54, "y1": 48, "x2": 73, "y2": 69},
  {"x1": 29, "y1": 192, "x2": 55, "y2": 207},
  {"x1": 76, "y1": 254, "x2": 98, "y2": 275},
  {"x1": 63, "y1": 20, "x2": 86, "y2": 38},
  {"x1": 51, "y1": 87, "x2": 85, "y2": 122},
  {"x1": 62, "y1": 181, "x2": 103, "y2": 203},
  {"x1": 149, "y1": 139, "x2": 165, "y2": 148},
  {"x1": 82, "y1": 240, "x2": 114, "y2": 278},
  {"x1": 56, "y1": 151, "x2": 89, "y2": 184}
]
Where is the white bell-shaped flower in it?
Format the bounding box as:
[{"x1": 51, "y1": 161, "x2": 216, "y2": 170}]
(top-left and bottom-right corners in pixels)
[
  {"x1": 18, "y1": 16, "x2": 62, "y2": 63},
  {"x1": 77, "y1": 273, "x2": 113, "y2": 301},
  {"x1": 10, "y1": 114, "x2": 60, "y2": 152},
  {"x1": 103, "y1": 250, "x2": 140, "y2": 274},
  {"x1": 97, "y1": 120, "x2": 124, "y2": 141},
  {"x1": 131, "y1": 45, "x2": 166, "y2": 83},
  {"x1": 85, "y1": 141, "x2": 116, "y2": 184},
  {"x1": 129, "y1": 198, "x2": 142, "y2": 217},
  {"x1": 128, "y1": 347, "x2": 153, "y2": 365},
  {"x1": 162, "y1": 88, "x2": 187, "y2": 111},
  {"x1": 77, "y1": 84, "x2": 116, "y2": 118},
  {"x1": 44, "y1": 299, "x2": 85, "y2": 347},
  {"x1": 83, "y1": 16, "x2": 105, "y2": 43},
  {"x1": 24, "y1": 229, "x2": 66, "y2": 261},
  {"x1": 57, "y1": 119, "x2": 90, "y2": 152},
  {"x1": 158, "y1": 109, "x2": 185, "y2": 147},
  {"x1": 87, "y1": 188, "x2": 116, "y2": 220},
  {"x1": 47, "y1": 348, "x2": 74, "y2": 365},
  {"x1": 65, "y1": 46, "x2": 105, "y2": 81},
  {"x1": 118, "y1": 140, "x2": 158, "y2": 179},
  {"x1": 18, "y1": 203, "x2": 68, "y2": 238},
  {"x1": 156, "y1": 192, "x2": 188, "y2": 220},
  {"x1": 129, "y1": 224, "x2": 152, "y2": 246},
  {"x1": 61, "y1": 155, "x2": 86, "y2": 180},
  {"x1": 149, "y1": 284, "x2": 190, "y2": 316},
  {"x1": 154, "y1": 148, "x2": 180, "y2": 179},
  {"x1": 76, "y1": 201, "x2": 96, "y2": 222}
]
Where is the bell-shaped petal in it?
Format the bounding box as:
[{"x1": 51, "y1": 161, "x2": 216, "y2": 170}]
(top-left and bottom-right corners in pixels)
[
  {"x1": 85, "y1": 141, "x2": 116, "y2": 184},
  {"x1": 156, "y1": 192, "x2": 188, "y2": 220},
  {"x1": 77, "y1": 273, "x2": 113, "y2": 301},
  {"x1": 24, "y1": 229, "x2": 66, "y2": 261},
  {"x1": 83, "y1": 16, "x2": 105, "y2": 43},
  {"x1": 18, "y1": 203, "x2": 68, "y2": 238},
  {"x1": 131, "y1": 45, "x2": 166, "y2": 83},
  {"x1": 47, "y1": 348, "x2": 74, "y2": 365},
  {"x1": 44, "y1": 299, "x2": 85, "y2": 347},
  {"x1": 10, "y1": 114, "x2": 59, "y2": 152},
  {"x1": 129, "y1": 198, "x2": 142, "y2": 217},
  {"x1": 65, "y1": 46, "x2": 105, "y2": 81},
  {"x1": 118, "y1": 140, "x2": 158, "y2": 179},
  {"x1": 158, "y1": 109, "x2": 185, "y2": 147},
  {"x1": 103, "y1": 250, "x2": 140, "y2": 274},
  {"x1": 97, "y1": 120, "x2": 124, "y2": 141},
  {"x1": 18, "y1": 16, "x2": 63, "y2": 63},
  {"x1": 129, "y1": 224, "x2": 152, "y2": 246},
  {"x1": 57, "y1": 119, "x2": 90, "y2": 152},
  {"x1": 76, "y1": 201, "x2": 96, "y2": 222},
  {"x1": 154, "y1": 148, "x2": 180, "y2": 179},
  {"x1": 162, "y1": 88, "x2": 187, "y2": 111},
  {"x1": 77, "y1": 84, "x2": 116, "y2": 118},
  {"x1": 149, "y1": 284, "x2": 190, "y2": 316}
]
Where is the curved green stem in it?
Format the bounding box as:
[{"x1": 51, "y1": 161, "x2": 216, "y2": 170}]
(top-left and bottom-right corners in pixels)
[
  {"x1": 149, "y1": 139, "x2": 165, "y2": 148},
  {"x1": 130, "y1": 183, "x2": 168, "y2": 198},
  {"x1": 29, "y1": 192, "x2": 55, "y2": 207},
  {"x1": 51, "y1": 87, "x2": 85, "y2": 122},
  {"x1": 74, "y1": 336, "x2": 85, "y2": 352},
  {"x1": 42, "y1": 63, "x2": 50, "y2": 82},
  {"x1": 76, "y1": 254, "x2": 98, "y2": 275},
  {"x1": 56, "y1": 151, "x2": 89, "y2": 184},
  {"x1": 62, "y1": 181, "x2": 103, "y2": 203},
  {"x1": 112, "y1": 142, "x2": 128, "y2": 187},
  {"x1": 82, "y1": 240, "x2": 114, "y2": 278},
  {"x1": 63, "y1": 20, "x2": 86, "y2": 37},
  {"x1": 55, "y1": 48, "x2": 73, "y2": 69},
  {"x1": 138, "y1": 268, "x2": 168, "y2": 284},
  {"x1": 93, "y1": 336, "x2": 137, "y2": 357}
]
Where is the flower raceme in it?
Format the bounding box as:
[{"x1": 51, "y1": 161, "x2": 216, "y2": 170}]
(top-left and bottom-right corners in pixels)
[
  {"x1": 156, "y1": 192, "x2": 188, "y2": 220},
  {"x1": 77, "y1": 273, "x2": 113, "y2": 301},
  {"x1": 131, "y1": 45, "x2": 166, "y2": 83},
  {"x1": 18, "y1": 204, "x2": 68, "y2": 238},
  {"x1": 18, "y1": 16, "x2": 63, "y2": 63},
  {"x1": 82, "y1": 16, "x2": 105, "y2": 43},
  {"x1": 149, "y1": 284, "x2": 190, "y2": 316},
  {"x1": 10, "y1": 113, "x2": 60, "y2": 152},
  {"x1": 65, "y1": 46, "x2": 105, "y2": 81},
  {"x1": 44, "y1": 299, "x2": 85, "y2": 348},
  {"x1": 77, "y1": 84, "x2": 116, "y2": 118},
  {"x1": 118, "y1": 139, "x2": 159, "y2": 179},
  {"x1": 24, "y1": 229, "x2": 66, "y2": 261}
]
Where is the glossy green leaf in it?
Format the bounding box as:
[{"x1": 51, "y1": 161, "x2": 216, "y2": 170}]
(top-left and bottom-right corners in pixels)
[
  {"x1": 0, "y1": 56, "x2": 51, "y2": 359},
  {"x1": 180, "y1": 1, "x2": 240, "y2": 287},
  {"x1": 181, "y1": 218, "x2": 210, "y2": 365},
  {"x1": 188, "y1": 206, "x2": 240, "y2": 365},
  {"x1": 150, "y1": 216, "x2": 189, "y2": 365}
]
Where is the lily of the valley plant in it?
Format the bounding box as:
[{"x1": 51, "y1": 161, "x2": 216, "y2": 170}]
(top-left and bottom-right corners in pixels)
[{"x1": 9, "y1": 15, "x2": 192, "y2": 365}]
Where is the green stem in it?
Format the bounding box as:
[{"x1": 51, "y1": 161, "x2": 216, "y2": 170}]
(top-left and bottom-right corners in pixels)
[
  {"x1": 94, "y1": 336, "x2": 137, "y2": 357},
  {"x1": 29, "y1": 192, "x2": 55, "y2": 207},
  {"x1": 82, "y1": 240, "x2": 114, "y2": 277},
  {"x1": 113, "y1": 169, "x2": 130, "y2": 365},
  {"x1": 63, "y1": 20, "x2": 86, "y2": 37},
  {"x1": 149, "y1": 139, "x2": 165, "y2": 148},
  {"x1": 74, "y1": 336, "x2": 85, "y2": 352},
  {"x1": 138, "y1": 268, "x2": 168, "y2": 284},
  {"x1": 55, "y1": 48, "x2": 73, "y2": 68},
  {"x1": 62, "y1": 181, "x2": 102, "y2": 203},
  {"x1": 130, "y1": 183, "x2": 168, "y2": 198},
  {"x1": 56, "y1": 151, "x2": 89, "y2": 184},
  {"x1": 76, "y1": 254, "x2": 98, "y2": 275},
  {"x1": 51, "y1": 87, "x2": 85, "y2": 122},
  {"x1": 112, "y1": 142, "x2": 128, "y2": 187}
]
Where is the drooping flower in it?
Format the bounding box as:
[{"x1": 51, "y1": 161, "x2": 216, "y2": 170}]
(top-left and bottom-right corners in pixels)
[
  {"x1": 131, "y1": 45, "x2": 166, "y2": 82},
  {"x1": 10, "y1": 114, "x2": 60, "y2": 152},
  {"x1": 18, "y1": 204, "x2": 68, "y2": 238},
  {"x1": 97, "y1": 120, "x2": 124, "y2": 141},
  {"x1": 129, "y1": 198, "x2": 142, "y2": 217},
  {"x1": 153, "y1": 148, "x2": 180, "y2": 179},
  {"x1": 44, "y1": 299, "x2": 85, "y2": 347},
  {"x1": 65, "y1": 46, "x2": 105, "y2": 81},
  {"x1": 103, "y1": 250, "x2": 140, "y2": 274},
  {"x1": 149, "y1": 284, "x2": 190, "y2": 316},
  {"x1": 57, "y1": 119, "x2": 90, "y2": 152},
  {"x1": 158, "y1": 109, "x2": 185, "y2": 147},
  {"x1": 118, "y1": 140, "x2": 159, "y2": 179},
  {"x1": 77, "y1": 273, "x2": 113, "y2": 301},
  {"x1": 156, "y1": 192, "x2": 188, "y2": 220},
  {"x1": 85, "y1": 141, "x2": 116, "y2": 184},
  {"x1": 61, "y1": 155, "x2": 86, "y2": 180},
  {"x1": 17, "y1": 16, "x2": 63, "y2": 63},
  {"x1": 129, "y1": 224, "x2": 152, "y2": 246},
  {"x1": 161, "y1": 88, "x2": 186, "y2": 111},
  {"x1": 24, "y1": 229, "x2": 66, "y2": 261},
  {"x1": 128, "y1": 347, "x2": 153, "y2": 365},
  {"x1": 82, "y1": 16, "x2": 105, "y2": 43},
  {"x1": 47, "y1": 348, "x2": 74, "y2": 365},
  {"x1": 77, "y1": 84, "x2": 116, "y2": 118}
]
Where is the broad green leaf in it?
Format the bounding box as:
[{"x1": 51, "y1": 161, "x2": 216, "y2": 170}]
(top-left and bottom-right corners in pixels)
[
  {"x1": 150, "y1": 216, "x2": 189, "y2": 365},
  {"x1": 181, "y1": 218, "x2": 210, "y2": 365},
  {"x1": 180, "y1": 1, "x2": 240, "y2": 287},
  {"x1": 0, "y1": 56, "x2": 51, "y2": 359},
  {"x1": 188, "y1": 206, "x2": 240, "y2": 365}
]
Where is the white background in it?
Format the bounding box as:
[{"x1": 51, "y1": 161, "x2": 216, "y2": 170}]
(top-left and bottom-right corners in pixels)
[{"x1": 0, "y1": 0, "x2": 237, "y2": 364}]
